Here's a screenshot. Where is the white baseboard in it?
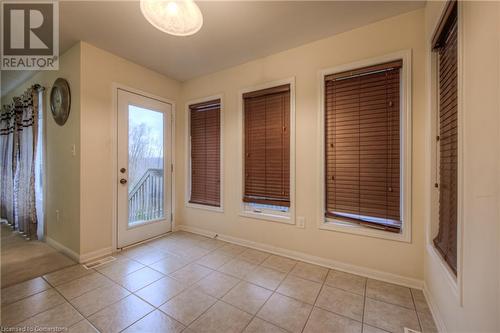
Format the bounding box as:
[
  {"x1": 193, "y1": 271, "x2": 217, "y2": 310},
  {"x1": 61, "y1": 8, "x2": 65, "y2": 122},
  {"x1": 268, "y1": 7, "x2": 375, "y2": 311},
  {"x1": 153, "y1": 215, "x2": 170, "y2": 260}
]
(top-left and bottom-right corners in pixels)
[
  {"x1": 79, "y1": 247, "x2": 113, "y2": 264},
  {"x1": 178, "y1": 224, "x2": 423, "y2": 289},
  {"x1": 46, "y1": 237, "x2": 113, "y2": 264},
  {"x1": 423, "y1": 282, "x2": 447, "y2": 333},
  {"x1": 46, "y1": 237, "x2": 80, "y2": 263}
]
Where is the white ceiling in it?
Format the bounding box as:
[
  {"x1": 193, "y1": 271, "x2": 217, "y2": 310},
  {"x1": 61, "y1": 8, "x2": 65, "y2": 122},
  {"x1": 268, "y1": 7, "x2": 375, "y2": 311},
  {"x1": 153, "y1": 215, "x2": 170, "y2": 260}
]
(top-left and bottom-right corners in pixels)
[{"x1": 2, "y1": 1, "x2": 424, "y2": 97}]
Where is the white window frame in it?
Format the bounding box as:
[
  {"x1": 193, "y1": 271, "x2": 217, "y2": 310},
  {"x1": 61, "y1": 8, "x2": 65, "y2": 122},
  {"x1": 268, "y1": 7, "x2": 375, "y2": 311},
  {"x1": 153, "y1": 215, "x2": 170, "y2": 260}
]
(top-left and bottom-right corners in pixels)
[
  {"x1": 317, "y1": 50, "x2": 412, "y2": 242},
  {"x1": 184, "y1": 94, "x2": 224, "y2": 213},
  {"x1": 238, "y1": 78, "x2": 296, "y2": 225}
]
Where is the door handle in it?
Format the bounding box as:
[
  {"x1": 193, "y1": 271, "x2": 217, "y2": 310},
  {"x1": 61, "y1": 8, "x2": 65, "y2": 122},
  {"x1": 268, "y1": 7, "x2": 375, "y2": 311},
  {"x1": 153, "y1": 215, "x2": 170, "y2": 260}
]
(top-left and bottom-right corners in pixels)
[{"x1": 120, "y1": 178, "x2": 127, "y2": 184}]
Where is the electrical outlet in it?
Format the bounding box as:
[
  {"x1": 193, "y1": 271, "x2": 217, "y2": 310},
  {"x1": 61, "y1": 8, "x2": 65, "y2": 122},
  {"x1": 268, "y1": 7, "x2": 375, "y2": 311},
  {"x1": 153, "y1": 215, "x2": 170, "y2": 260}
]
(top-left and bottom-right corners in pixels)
[
  {"x1": 55, "y1": 210, "x2": 60, "y2": 223},
  {"x1": 297, "y1": 216, "x2": 305, "y2": 228}
]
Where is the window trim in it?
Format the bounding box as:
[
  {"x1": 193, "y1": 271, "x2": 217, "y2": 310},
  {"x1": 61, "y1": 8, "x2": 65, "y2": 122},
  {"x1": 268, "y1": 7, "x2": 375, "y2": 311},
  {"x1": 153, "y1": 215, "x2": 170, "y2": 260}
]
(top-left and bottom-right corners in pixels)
[
  {"x1": 317, "y1": 50, "x2": 412, "y2": 242},
  {"x1": 428, "y1": 0, "x2": 463, "y2": 305},
  {"x1": 238, "y1": 78, "x2": 296, "y2": 225},
  {"x1": 184, "y1": 94, "x2": 224, "y2": 213}
]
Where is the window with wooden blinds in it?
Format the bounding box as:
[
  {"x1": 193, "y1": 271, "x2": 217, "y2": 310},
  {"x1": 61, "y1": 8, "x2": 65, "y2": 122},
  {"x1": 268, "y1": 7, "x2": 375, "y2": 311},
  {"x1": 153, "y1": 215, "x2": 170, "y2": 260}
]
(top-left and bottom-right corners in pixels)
[
  {"x1": 432, "y1": 0, "x2": 458, "y2": 275},
  {"x1": 324, "y1": 60, "x2": 402, "y2": 232},
  {"x1": 189, "y1": 99, "x2": 221, "y2": 207},
  {"x1": 243, "y1": 84, "x2": 290, "y2": 207}
]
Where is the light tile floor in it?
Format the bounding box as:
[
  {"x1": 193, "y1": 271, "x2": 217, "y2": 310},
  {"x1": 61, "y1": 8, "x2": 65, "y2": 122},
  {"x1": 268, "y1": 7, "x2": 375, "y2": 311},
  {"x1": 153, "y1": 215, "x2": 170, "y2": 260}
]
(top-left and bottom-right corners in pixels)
[{"x1": 0, "y1": 231, "x2": 438, "y2": 333}]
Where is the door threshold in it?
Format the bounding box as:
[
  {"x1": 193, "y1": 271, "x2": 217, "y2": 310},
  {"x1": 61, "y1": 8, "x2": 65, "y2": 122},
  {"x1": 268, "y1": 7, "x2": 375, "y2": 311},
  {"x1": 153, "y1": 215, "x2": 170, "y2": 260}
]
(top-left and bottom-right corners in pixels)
[{"x1": 118, "y1": 231, "x2": 172, "y2": 251}]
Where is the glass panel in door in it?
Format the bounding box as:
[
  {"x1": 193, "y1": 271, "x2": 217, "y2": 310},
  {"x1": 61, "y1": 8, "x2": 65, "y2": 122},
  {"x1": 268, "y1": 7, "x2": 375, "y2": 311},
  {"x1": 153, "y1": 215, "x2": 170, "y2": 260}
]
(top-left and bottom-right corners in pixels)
[{"x1": 128, "y1": 105, "x2": 164, "y2": 226}]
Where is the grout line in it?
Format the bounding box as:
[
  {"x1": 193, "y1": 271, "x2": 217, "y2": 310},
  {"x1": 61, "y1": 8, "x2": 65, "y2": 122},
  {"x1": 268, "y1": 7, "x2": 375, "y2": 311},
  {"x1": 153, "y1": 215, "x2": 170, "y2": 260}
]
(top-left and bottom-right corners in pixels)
[
  {"x1": 361, "y1": 276, "x2": 368, "y2": 332},
  {"x1": 4, "y1": 231, "x2": 427, "y2": 333},
  {"x1": 299, "y1": 271, "x2": 325, "y2": 333},
  {"x1": 410, "y1": 288, "x2": 423, "y2": 332},
  {"x1": 0, "y1": 285, "x2": 52, "y2": 307}
]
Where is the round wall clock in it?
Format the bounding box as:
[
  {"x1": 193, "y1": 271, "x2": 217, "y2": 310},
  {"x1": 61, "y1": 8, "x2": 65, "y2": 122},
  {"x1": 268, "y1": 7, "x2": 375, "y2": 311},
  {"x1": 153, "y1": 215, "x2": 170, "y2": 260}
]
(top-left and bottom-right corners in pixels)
[{"x1": 50, "y1": 78, "x2": 71, "y2": 126}]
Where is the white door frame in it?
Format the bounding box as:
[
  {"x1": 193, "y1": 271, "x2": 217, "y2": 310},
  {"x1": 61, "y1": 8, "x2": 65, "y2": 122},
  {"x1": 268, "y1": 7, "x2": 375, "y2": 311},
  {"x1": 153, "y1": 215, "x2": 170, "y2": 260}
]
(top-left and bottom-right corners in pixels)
[{"x1": 111, "y1": 83, "x2": 176, "y2": 251}]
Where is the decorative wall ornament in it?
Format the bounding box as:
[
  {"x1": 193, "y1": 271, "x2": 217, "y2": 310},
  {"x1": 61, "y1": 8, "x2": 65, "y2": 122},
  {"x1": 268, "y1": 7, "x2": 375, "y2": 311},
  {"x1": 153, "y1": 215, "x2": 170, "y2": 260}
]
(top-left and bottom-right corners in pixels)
[{"x1": 50, "y1": 78, "x2": 71, "y2": 126}]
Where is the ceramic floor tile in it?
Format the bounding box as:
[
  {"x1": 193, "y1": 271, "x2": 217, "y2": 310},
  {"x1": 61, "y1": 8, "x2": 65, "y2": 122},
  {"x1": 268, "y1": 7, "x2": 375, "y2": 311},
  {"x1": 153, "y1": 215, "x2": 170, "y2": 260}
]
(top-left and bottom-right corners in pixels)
[
  {"x1": 315, "y1": 285, "x2": 364, "y2": 321},
  {"x1": 222, "y1": 281, "x2": 272, "y2": 314},
  {"x1": 417, "y1": 311, "x2": 438, "y2": 333},
  {"x1": 135, "y1": 276, "x2": 189, "y2": 307},
  {"x1": 68, "y1": 320, "x2": 99, "y2": 333},
  {"x1": 96, "y1": 258, "x2": 145, "y2": 281},
  {"x1": 218, "y1": 259, "x2": 257, "y2": 279},
  {"x1": 170, "y1": 245, "x2": 210, "y2": 261},
  {"x1": 149, "y1": 255, "x2": 190, "y2": 275},
  {"x1": 43, "y1": 265, "x2": 93, "y2": 286},
  {"x1": 1, "y1": 277, "x2": 51, "y2": 306},
  {"x1": 238, "y1": 248, "x2": 270, "y2": 265},
  {"x1": 187, "y1": 301, "x2": 252, "y2": 333},
  {"x1": 121, "y1": 244, "x2": 157, "y2": 259},
  {"x1": 303, "y1": 307, "x2": 362, "y2": 333},
  {"x1": 56, "y1": 272, "x2": 113, "y2": 299},
  {"x1": 194, "y1": 271, "x2": 240, "y2": 298},
  {"x1": 244, "y1": 266, "x2": 287, "y2": 291},
  {"x1": 15, "y1": 302, "x2": 83, "y2": 330},
  {"x1": 362, "y1": 324, "x2": 391, "y2": 333},
  {"x1": 290, "y1": 262, "x2": 328, "y2": 283},
  {"x1": 197, "y1": 238, "x2": 226, "y2": 251},
  {"x1": 148, "y1": 238, "x2": 182, "y2": 253},
  {"x1": 196, "y1": 251, "x2": 234, "y2": 270},
  {"x1": 115, "y1": 267, "x2": 164, "y2": 292},
  {"x1": 122, "y1": 309, "x2": 185, "y2": 333},
  {"x1": 88, "y1": 294, "x2": 154, "y2": 333},
  {"x1": 364, "y1": 297, "x2": 420, "y2": 333},
  {"x1": 411, "y1": 288, "x2": 431, "y2": 315},
  {"x1": 261, "y1": 255, "x2": 297, "y2": 273},
  {"x1": 1, "y1": 289, "x2": 65, "y2": 326},
  {"x1": 132, "y1": 250, "x2": 171, "y2": 266},
  {"x1": 218, "y1": 244, "x2": 247, "y2": 256},
  {"x1": 159, "y1": 288, "x2": 217, "y2": 325},
  {"x1": 70, "y1": 283, "x2": 130, "y2": 317},
  {"x1": 325, "y1": 270, "x2": 366, "y2": 296},
  {"x1": 243, "y1": 317, "x2": 287, "y2": 333},
  {"x1": 276, "y1": 275, "x2": 322, "y2": 304},
  {"x1": 366, "y1": 279, "x2": 414, "y2": 309},
  {"x1": 169, "y1": 264, "x2": 213, "y2": 285},
  {"x1": 257, "y1": 293, "x2": 312, "y2": 333}
]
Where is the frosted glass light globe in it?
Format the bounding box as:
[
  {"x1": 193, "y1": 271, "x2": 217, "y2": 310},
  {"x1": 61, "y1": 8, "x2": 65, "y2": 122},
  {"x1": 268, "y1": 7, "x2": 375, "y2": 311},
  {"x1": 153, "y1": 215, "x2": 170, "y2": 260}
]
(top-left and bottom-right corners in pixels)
[{"x1": 140, "y1": 0, "x2": 203, "y2": 36}]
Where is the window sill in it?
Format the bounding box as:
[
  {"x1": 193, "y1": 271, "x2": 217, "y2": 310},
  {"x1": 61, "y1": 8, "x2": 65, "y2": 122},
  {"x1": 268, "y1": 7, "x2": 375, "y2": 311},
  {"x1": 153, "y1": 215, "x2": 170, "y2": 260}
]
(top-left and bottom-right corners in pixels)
[
  {"x1": 240, "y1": 211, "x2": 294, "y2": 225},
  {"x1": 319, "y1": 219, "x2": 410, "y2": 243},
  {"x1": 186, "y1": 202, "x2": 224, "y2": 213}
]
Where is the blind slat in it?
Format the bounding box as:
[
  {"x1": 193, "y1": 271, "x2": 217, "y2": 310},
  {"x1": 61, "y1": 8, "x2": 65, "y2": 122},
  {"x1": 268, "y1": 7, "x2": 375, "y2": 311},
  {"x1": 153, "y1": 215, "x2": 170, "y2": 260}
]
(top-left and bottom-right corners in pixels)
[
  {"x1": 244, "y1": 86, "x2": 290, "y2": 207},
  {"x1": 433, "y1": 9, "x2": 458, "y2": 275},
  {"x1": 189, "y1": 99, "x2": 221, "y2": 207},
  {"x1": 325, "y1": 64, "x2": 401, "y2": 230}
]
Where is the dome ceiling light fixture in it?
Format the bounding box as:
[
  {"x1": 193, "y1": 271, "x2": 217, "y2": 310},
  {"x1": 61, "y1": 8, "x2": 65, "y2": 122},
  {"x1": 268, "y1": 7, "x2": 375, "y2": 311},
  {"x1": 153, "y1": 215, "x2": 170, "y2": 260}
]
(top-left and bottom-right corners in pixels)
[{"x1": 140, "y1": 0, "x2": 203, "y2": 37}]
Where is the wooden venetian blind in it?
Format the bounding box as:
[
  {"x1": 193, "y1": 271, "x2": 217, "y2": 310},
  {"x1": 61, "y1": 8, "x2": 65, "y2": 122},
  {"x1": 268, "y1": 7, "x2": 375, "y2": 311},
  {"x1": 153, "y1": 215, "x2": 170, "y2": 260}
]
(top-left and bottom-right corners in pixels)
[
  {"x1": 324, "y1": 60, "x2": 402, "y2": 232},
  {"x1": 243, "y1": 84, "x2": 290, "y2": 207},
  {"x1": 189, "y1": 99, "x2": 221, "y2": 207},
  {"x1": 433, "y1": 0, "x2": 458, "y2": 274}
]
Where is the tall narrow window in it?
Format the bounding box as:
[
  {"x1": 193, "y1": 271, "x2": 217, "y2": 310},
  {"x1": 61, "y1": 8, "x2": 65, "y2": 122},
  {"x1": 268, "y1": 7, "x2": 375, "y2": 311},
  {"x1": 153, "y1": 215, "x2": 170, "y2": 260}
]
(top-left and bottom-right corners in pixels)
[
  {"x1": 432, "y1": 0, "x2": 458, "y2": 274},
  {"x1": 189, "y1": 99, "x2": 221, "y2": 207},
  {"x1": 243, "y1": 84, "x2": 290, "y2": 209},
  {"x1": 324, "y1": 60, "x2": 402, "y2": 233}
]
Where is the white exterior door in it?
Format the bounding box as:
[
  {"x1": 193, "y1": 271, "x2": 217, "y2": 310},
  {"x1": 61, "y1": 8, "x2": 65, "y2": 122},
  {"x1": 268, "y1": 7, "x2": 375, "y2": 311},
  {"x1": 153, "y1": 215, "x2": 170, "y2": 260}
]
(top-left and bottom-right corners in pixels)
[{"x1": 117, "y1": 89, "x2": 172, "y2": 248}]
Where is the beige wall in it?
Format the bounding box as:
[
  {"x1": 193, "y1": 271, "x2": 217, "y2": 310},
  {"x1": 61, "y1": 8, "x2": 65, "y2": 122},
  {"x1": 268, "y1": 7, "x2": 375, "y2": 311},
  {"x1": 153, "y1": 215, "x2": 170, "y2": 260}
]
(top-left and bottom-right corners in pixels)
[
  {"x1": 1, "y1": 44, "x2": 82, "y2": 253},
  {"x1": 178, "y1": 9, "x2": 426, "y2": 282},
  {"x1": 79, "y1": 42, "x2": 181, "y2": 255},
  {"x1": 423, "y1": 2, "x2": 500, "y2": 332},
  {"x1": 1, "y1": 42, "x2": 181, "y2": 257}
]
